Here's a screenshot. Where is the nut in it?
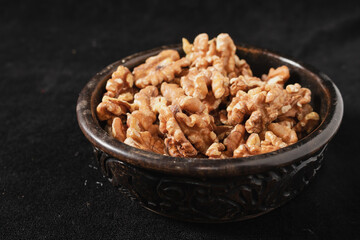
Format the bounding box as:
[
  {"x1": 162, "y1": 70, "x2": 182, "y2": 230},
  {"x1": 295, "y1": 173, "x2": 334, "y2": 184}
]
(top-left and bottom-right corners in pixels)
[
  {"x1": 206, "y1": 143, "x2": 226, "y2": 158},
  {"x1": 133, "y1": 50, "x2": 190, "y2": 88},
  {"x1": 96, "y1": 96, "x2": 131, "y2": 121},
  {"x1": 104, "y1": 66, "x2": 134, "y2": 98},
  {"x1": 112, "y1": 117, "x2": 127, "y2": 142}
]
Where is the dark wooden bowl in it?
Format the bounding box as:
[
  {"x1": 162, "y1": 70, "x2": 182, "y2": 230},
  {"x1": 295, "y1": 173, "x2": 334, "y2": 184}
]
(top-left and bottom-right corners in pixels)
[{"x1": 76, "y1": 44, "x2": 343, "y2": 223}]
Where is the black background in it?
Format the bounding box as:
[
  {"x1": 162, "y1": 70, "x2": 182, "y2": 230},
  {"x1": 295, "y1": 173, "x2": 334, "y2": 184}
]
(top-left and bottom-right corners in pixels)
[{"x1": 1, "y1": 0, "x2": 359, "y2": 239}]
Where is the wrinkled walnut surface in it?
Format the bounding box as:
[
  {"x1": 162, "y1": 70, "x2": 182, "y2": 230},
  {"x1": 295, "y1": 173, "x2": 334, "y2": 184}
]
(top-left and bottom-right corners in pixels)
[{"x1": 96, "y1": 33, "x2": 320, "y2": 158}]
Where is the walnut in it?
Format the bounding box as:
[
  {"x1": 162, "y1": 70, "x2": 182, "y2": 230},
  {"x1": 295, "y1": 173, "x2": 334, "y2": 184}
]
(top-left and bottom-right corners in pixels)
[
  {"x1": 230, "y1": 75, "x2": 264, "y2": 95},
  {"x1": 295, "y1": 103, "x2": 313, "y2": 121},
  {"x1": 215, "y1": 33, "x2": 237, "y2": 74},
  {"x1": 153, "y1": 100, "x2": 197, "y2": 157},
  {"x1": 124, "y1": 130, "x2": 165, "y2": 154},
  {"x1": 294, "y1": 111, "x2": 320, "y2": 135},
  {"x1": 122, "y1": 87, "x2": 166, "y2": 154},
  {"x1": 183, "y1": 33, "x2": 211, "y2": 69},
  {"x1": 275, "y1": 84, "x2": 312, "y2": 120},
  {"x1": 96, "y1": 66, "x2": 135, "y2": 121},
  {"x1": 262, "y1": 131, "x2": 287, "y2": 148},
  {"x1": 183, "y1": 33, "x2": 238, "y2": 76},
  {"x1": 234, "y1": 58, "x2": 253, "y2": 77},
  {"x1": 133, "y1": 86, "x2": 158, "y2": 112},
  {"x1": 161, "y1": 82, "x2": 185, "y2": 104},
  {"x1": 180, "y1": 68, "x2": 209, "y2": 100},
  {"x1": 117, "y1": 92, "x2": 134, "y2": 102},
  {"x1": 245, "y1": 110, "x2": 266, "y2": 134},
  {"x1": 233, "y1": 131, "x2": 287, "y2": 158},
  {"x1": 264, "y1": 65, "x2": 290, "y2": 85},
  {"x1": 126, "y1": 86, "x2": 159, "y2": 131},
  {"x1": 211, "y1": 68, "x2": 230, "y2": 99},
  {"x1": 228, "y1": 128, "x2": 284, "y2": 158},
  {"x1": 112, "y1": 117, "x2": 127, "y2": 142},
  {"x1": 277, "y1": 118, "x2": 297, "y2": 129},
  {"x1": 268, "y1": 123, "x2": 298, "y2": 144},
  {"x1": 248, "y1": 133, "x2": 263, "y2": 149},
  {"x1": 133, "y1": 50, "x2": 190, "y2": 88},
  {"x1": 161, "y1": 82, "x2": 205, "y2": 113},
  {"x1": 205, "y1": 143, "x2": 226, "y2": 158},
  {"x1": 260, "y1": 131, "x2": 287, "y2": 153},
  {"x1": 97, "y1": 33, "x2": 320, "y2": 158},
  {"x1": 124, "y1": 111, "x2": 165, "y2": 154},
  {"x1": 233, "y1": 144, "x2": 250, "y2": 158},
  {"x1": 164, "y1": 137, "x2": 185, "y2": 157},
  {"x1": 182, "y1": 38, "x2": 193, "y2": 55},
  {"x1": 264, "y1": 84, "x2": 289, "y2": 116},
  {"x1": 181, "y1": 66, "x2": 229, "y2": 101},
  {"x1": 285, "y1": 83, "x2": 311, "y2": 108},
  {"x1": 223, "y1": 124, "x2": 246, "y2": 156},
  {"x1": 233, "y1": 133, "x2": 261, "y2": 158},
  {"x1": 226, "y1": 90, "x2": 249, "y2": 125},
  {"x1": 175, "y1": 111, "x2": 218, "y2": 154},
  {"x1": 227, "y1": 87, "x2": 268, "y2": 130},
  {"x1": 104, "y1": 66, "x2": 134, "y2": 98},
  {"x1": 96, "y1": 96, "x2": 131, "y2": 121}
]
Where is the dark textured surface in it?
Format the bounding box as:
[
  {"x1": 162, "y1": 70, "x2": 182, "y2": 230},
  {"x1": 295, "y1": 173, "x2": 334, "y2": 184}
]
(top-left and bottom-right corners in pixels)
[
  {"x1": 93, "y1": 146, "x2": 326, "y2": 223},
  {"x1": 0, "y1": 0, "x2": 359, "y2": 239}
]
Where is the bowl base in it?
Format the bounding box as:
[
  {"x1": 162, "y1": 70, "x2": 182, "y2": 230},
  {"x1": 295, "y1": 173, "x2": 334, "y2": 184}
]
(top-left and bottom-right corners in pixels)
[{"x1": 93, "y1": 146, "x2": 326, "y2": 223}]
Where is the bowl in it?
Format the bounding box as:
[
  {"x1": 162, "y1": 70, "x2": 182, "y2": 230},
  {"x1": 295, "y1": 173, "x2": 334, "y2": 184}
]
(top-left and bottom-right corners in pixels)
[{"x1": 76, "y1": 44, "x2": 343, "y2": 223}]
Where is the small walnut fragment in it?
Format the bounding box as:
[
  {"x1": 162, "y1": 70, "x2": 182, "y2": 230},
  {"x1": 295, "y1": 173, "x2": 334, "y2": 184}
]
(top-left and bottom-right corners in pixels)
[
  {"x1": 268, "y1": 123, "x2": 298, "y2": 144},
  {"x1": 104, "y1": 66, "x2": 134, "y2": 98},
  {"x1": 223, "y1": 124, "x2": 246, "y2": 156},
  {"x1": 230, "y1": 75, "x2": 264, "y2": 95},
  {"x1": 234, "y1": 58, "x2": 253, "y2": 78},
  {"x1": 96, "y1": 33, "x2": 320, "y2": 158},
  {"x1": 264, "y1": 65, "x2": 290, "y2": 85},
  {"x1": 161, "y1": 107, "x2": 198, "y2": 157},
  {"x1": 215, "y1": 33, "x2": 237, "y2": 74},
  {"x1": 206, "y1": 143, "x2": 226, "y2": 158},
  {"x1": 233, "y1": 133, "x2": 261, "y2": 158},
  {"x1": 133, "y1": 50, "x2": 190, "y2": 88},
  {"x1": 294, "y1": 111, "x2": 320, "y2": 136},
  {"x1": 161, "y1": 82, "x2": 206, "y2": 113},
  {"x1": 96, "y1": 96, "x2": 131, "y2": 121},
  {"x1": 111, "y1": 117, "x2": 127, "y2": 142},
  {"x1": 180, "y1": 68, "x2": 209, "y2": 100},
  {"x1": 183, "y1": 33, "x2": 241, "y2": 77},
  {"x1": 150, "y1": 97, "x2": 198, "y2": 157},
  {"x1": 260, "y1": 131, "x2": 287, "y2": 153},
  {"x1": 175, "y1": 111, "x2": 218, "y2": 154},
  {"x1": 124, "y1": 128, "x2": 165, "y2": 154},
  {"x1": 210, "y1": 68, "x2": 230, "y2": 99},
  {"x1": 123, "y1": 87, "x2": 166, "y2": 154}
]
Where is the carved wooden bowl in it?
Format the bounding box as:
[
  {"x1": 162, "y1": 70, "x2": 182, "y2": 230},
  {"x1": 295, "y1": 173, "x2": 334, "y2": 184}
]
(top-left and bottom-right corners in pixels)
[{"x1": 76, "y1": 44, "x2": 343, "y2": 223}]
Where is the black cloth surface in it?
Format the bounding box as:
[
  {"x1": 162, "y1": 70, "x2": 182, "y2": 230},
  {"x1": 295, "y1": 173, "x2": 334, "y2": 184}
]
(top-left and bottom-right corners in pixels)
[{"x1": 1, "y1": 0, "x2": 359, "y2": 239}]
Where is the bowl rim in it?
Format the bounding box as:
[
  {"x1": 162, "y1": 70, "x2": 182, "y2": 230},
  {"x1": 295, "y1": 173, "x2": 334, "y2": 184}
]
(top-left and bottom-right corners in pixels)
[{"x1": 76, "y1": 43, "x2": 344, "y2": 177}]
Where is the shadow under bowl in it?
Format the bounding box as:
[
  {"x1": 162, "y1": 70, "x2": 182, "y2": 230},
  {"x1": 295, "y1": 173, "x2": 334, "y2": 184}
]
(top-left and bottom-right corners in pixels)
[{"x1": 76, "y1": 44, "x2": 343, "y2": 223}]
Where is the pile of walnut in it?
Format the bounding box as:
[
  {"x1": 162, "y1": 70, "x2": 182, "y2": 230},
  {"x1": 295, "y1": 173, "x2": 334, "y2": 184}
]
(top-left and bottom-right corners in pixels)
[{"x1": 96, "y1": 33, "x2": 320, "y2": 158}]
